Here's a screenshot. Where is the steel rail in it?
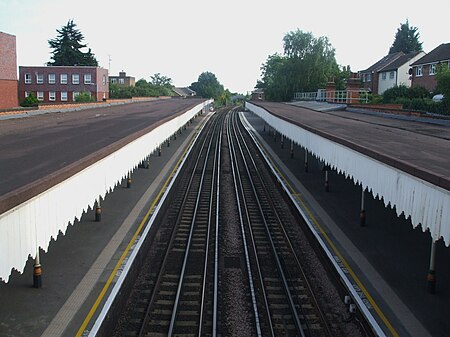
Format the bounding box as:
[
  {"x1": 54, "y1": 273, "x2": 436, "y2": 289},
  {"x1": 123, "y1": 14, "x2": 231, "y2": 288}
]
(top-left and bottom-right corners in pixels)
[
  {"x1": 212, "y1": 118, "x2": 222, "y2": 337},
  {"x1": 137, "y1": 115, "x2": 216, "y2": 337},
  {"x1": 198, "y1": 115, "x2": 223, "y2": 337},
  {"x1": 167, "y1": 115, "x2": 220, "y2": 336},
  {"x1": 236, "y1": 111, "x2": 333, "y2": 336},
  {"x1": 227, "y1": 112, "x2": 266, "y2": 337},
  {"x1": 231, "y1": 110, "x2": 306, "y2": 337}
]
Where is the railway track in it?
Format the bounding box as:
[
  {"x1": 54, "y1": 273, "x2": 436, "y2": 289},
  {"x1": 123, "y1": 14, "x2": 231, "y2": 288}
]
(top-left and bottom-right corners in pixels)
[
  {"x1": 227, "y1": 110, "x2": 333, "y2": 337},
  {"x1": 110, "y1": 108, "x2": 371, "y2": 337}
]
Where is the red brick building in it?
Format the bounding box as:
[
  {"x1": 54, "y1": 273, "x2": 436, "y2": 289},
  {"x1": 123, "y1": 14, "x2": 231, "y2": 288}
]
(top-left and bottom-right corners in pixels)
[
  {"x1": 410, "y1": 43, "x2": 450, "y2": 92},
  {"x1": 0, "y1": 31, "x2": 19, "y2": 109},
  {"x1": 18, "y1": 66, "x2": 109, "y2": 103}
]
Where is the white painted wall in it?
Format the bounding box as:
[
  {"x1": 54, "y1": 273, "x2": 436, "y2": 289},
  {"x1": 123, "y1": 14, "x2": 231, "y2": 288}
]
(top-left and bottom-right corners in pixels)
[
  {"x1": 377, "y1": 52, "x2": 426, "y2": 95},
  {"x1": 378, "y1": 71, "x2": 397, "y2": 95}
]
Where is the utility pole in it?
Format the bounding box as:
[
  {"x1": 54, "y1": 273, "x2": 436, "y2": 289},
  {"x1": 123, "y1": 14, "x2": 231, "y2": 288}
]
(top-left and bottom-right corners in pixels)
[{"x1": 108, "y1": 55, "x2": 112, "y2": 74}]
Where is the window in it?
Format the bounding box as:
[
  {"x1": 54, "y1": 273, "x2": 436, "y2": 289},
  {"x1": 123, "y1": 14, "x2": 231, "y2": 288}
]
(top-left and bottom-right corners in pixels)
[
  {"x1": 119, "y1": 78, "x2": 125, "y2": 84},
  {"x1": 25, "y1": 91, "x2": 30, "y2": 98},
  {"x1": 381, "y1": 73, "x2": 386, "y2": 80},
  {"x1": 73, "y1": 91, "x2": 80, "y2": 101},
  {"x1": 389, "y1": 71, "x2": 395, "y2": 79},
  {"x1": 25, "y1": 73, "x2": 32, "y2": 84},
  {"x1": 72, "y1": 74, "x2": 80, "y2": 84},
  {"x1": 48, "y1": 73, "x2": 56, "y2": 84},
  {"x1": 111, "y1": 78, "x2": 117, "y2": 84},
  {"x1": 103, "y1": 75, "x2": 106, "y2": 85},
  {"x1": 36, "y1": 73, "x2": 44, "y2": 84},
  {"x1": 366, "y1": 74, "x2": 372, "y2": 82},
  {"x1": 60, "y1": 74, "x2": 68, "y2": 84},
  {"x1": 61, "y1": 92, "x2": 68, "y2": 101},
  {"x1": 37, "y1": 91, "x2": 44, "y2": 101},
  {"x1": 84, "y1": 73, "x2": 92, "y2": 84},
  {"x1": 49, "y1": 91, "x2": 56, "y2": 101},
  {"x1": 416, "y1": 66, "x2": 423, "y2": 77},
  {"x1": 429, "y1": 64, "x2": 437, "y2": 75}
]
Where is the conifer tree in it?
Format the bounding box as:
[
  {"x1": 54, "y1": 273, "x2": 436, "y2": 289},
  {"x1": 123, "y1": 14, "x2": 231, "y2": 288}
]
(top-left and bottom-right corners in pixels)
[
  {"x1": 48, "y1": 20, "x2": 98, "y2": 66},
  {"x1": 389, "y1": 20, "x2": 423, "y2": 54}
]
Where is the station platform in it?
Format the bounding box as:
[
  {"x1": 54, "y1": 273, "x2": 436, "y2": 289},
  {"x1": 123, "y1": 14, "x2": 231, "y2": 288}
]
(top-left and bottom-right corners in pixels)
[
  {"x1": 243, "y1": 107, "x2": 450, "y2": 337},
  {"x1": 0, "y1": 110, "x2": 207, "y2": 337},
  {"x1": 1, "y1": 104, "x2": 448, "y2": 337}
]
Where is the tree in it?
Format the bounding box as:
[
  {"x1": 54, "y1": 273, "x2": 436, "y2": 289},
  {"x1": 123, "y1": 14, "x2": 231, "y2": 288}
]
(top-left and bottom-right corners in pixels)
[
  {"x1": 435, "y1": 64, "x2": 450, "y2": 112},
  {"x1": 48, "y1": 20, "x2": 98, "y2": 66},
  {"x1": 20, "y1": 93, "x2": 39, "y2": 107},
  {"x1": 74, "y1": 91, "x2": 94, "y2": 102},
  {"x1": 259, "y1": 30, "x2": 341, "y2": 101},
  {"x1": 389, "y1": 20, "x2": 423, "y2": 54},
  {"x1": 150, "y1": 73, "x2": 172, "y2": 88},
  {"x1": 190, "y1": 72, "x2": 224, "y2": 101}
]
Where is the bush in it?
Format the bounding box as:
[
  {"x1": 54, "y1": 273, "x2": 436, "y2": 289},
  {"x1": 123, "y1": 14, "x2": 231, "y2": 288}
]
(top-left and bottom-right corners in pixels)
[
  {"x1": 20, "y1": 93, "x2": 39, "y2": 107},
  {"x1": 74, "y1": 91, "x2": 94, "y2": 102},
  {"x1": 408, "y1": 86, "x2": 430, "y2": 99},
  {"x1": 435, "y1": 64, "x2": 450, "y2": 114},
  {"x1": 383, "y1": 85, "x2": 430, "y2": 103},
  {"x1": 367, "y1": 94, "x2": 382, "y2": 104},
  {"x1": 382, "y1": 85, "x2": 409, "y2": 103},
  {"x1": 403, "y1": 98, "x2": 448, "y2": 115}
]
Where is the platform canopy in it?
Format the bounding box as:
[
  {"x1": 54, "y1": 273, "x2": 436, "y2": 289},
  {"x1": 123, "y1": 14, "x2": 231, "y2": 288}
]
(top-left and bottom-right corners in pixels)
[
  {"x1": 0, "y1": 100, "x2": 213, "y2": 282},
  {"x1": 246, "y1": 102, "x2": 450, "y2": 246}
]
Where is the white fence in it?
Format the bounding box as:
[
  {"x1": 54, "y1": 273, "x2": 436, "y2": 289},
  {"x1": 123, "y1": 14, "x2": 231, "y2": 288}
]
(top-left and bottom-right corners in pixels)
[{"x1": 294, "y1": 89, "x2": 368, "y2": 104}]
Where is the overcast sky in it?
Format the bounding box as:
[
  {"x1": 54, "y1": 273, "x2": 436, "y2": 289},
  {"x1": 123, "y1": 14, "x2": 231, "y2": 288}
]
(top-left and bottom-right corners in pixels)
[{"x1": 1, "y1": 0, "x2": 448, "y2": 94}]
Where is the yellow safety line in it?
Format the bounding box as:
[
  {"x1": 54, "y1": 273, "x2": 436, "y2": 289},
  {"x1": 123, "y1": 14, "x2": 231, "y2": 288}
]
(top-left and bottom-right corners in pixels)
[
  {"x1": 257, "y1": 138, "x2": 399, "y2": 337},
  {"x1": 75, "y1": 122, "x2": 203, "y2": 337}
]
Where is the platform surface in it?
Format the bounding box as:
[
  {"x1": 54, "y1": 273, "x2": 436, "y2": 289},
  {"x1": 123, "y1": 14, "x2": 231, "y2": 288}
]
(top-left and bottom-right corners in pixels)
[
  {"x1": 0, "y1": 98, "x2": 206, "y2": 214},
  {"x1": 0, "y1": 111, "x2": 206, "y2": 337},
  {"x1": 244, "y1": 110, "x2": 450, "y2": 337},
  {"x1": 250, "y1": 101, "x2": 450, "y2": 191}
]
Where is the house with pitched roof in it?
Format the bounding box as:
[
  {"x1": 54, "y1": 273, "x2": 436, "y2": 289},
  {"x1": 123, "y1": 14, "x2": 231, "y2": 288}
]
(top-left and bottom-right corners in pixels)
[
  {"x1": 377, "y1": 51, "x2": 425, "y2": 94},
  {"x1": 360, "y1": 51, "x2": 425, "y2": 95},
  {"x1": 410, "y1": 43, "x2": 450, "y2": 92}
]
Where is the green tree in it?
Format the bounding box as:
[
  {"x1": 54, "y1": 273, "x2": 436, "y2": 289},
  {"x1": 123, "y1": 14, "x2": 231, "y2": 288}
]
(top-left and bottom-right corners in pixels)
[
  {"x1": 74, "y1": 91, "x2": 94, "y2": 102},
  {"x1": 435, "y1": 64, "x2": 450, "y2": 112},
  {"x1": 259, "y1": 53, "x2": 290, "y2": 101},
  {"x1": 150, "y1": 73, "x2": 172, "y2": 88},
  {"x1": 389, "y1": 20, "x2": 423, "y2": 54},
  {"x1": 259, "y1": 30, "x2": 341, "y2": 101},
  {"x1": 20, "y1": 93, "x2": 39, "y2": 107},
  {"x1": 48, "y1": 20, "x2": 98, "y2": 66},
  {"x1": 190, "y1": 72, "x2": 224, "y2": 101}
]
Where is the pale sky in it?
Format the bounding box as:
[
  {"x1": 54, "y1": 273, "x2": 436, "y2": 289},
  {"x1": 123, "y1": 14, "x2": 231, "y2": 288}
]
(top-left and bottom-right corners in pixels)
[{"x1": 1, "y1": 0, "x2": 448, "y2": 94}]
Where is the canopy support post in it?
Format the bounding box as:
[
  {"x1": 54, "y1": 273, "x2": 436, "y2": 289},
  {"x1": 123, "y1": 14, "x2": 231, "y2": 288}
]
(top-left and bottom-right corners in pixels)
[
  {"x1": 33, "y1": 248, "x2": 42, "y2": 289},
  {"x1": 427, "y1": 240, "x2": 437, "y2": 294},
  {"x1": 360, "y1": 187, "x2": 366, "y2": 226}
]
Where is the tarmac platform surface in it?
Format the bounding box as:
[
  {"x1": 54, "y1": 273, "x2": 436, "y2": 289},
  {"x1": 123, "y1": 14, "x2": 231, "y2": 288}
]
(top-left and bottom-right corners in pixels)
[
  {"x1": 0, "y1": 109, "x2": 207, "y2": 337},
  {"x1": 250, "y1": 101, "x2": 450, "y2": 191},
  {"x1": 0, "y1": 98, "x2": 206, "y2": 214},
  {"x1": 243, "y1": 106, "x2": 450, "y2": 337}
]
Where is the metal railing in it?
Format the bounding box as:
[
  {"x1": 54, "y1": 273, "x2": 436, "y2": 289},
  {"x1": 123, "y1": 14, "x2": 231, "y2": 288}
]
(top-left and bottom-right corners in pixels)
[{"x1": 294, "y1": 89, "x2": 368, "y2": 104}]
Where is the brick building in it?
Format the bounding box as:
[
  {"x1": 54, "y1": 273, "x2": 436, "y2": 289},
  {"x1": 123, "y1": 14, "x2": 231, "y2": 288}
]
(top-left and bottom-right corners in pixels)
[
  {"x1": 360, "y1": 52, "x2": 404, "y2": 94},
  {"x1": 109, "y1": 71, "x2": 135, "y2": 87},
  {"x1": 18, "y1": 66, "x2": 109, "y2": 103},
  {"x1": 410, "y1": 43, "x2": 450, "y2": 92},
  {"x1": 0, "y1": 31, "x2": 19, "y2": 109}
]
